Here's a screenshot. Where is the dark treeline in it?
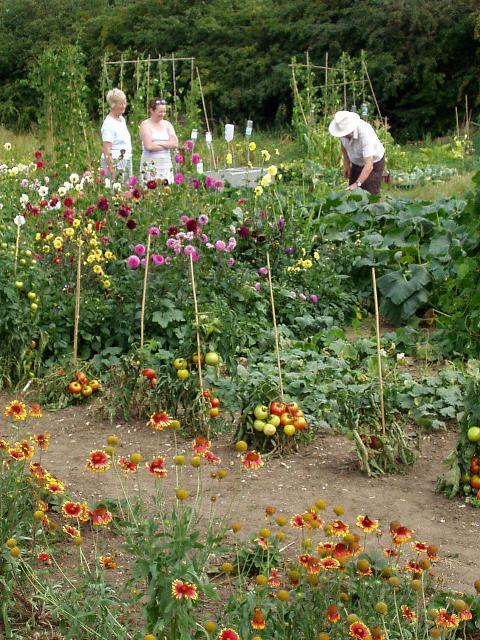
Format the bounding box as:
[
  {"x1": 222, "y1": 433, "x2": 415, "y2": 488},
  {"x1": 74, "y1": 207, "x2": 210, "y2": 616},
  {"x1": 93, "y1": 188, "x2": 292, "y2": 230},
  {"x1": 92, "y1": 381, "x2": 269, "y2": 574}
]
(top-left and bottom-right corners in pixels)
[{"x1": 0, "y1": 0, "x2": 478, "y2": 139}]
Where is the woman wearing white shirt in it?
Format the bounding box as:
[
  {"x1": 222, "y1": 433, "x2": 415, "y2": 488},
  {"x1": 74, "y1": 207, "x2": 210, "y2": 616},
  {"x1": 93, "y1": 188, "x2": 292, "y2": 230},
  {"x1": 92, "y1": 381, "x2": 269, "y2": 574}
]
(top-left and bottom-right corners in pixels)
[
  {"x1": 329, "y1": 111, "x2": 385, "y2": 194},
  {"x1": 139, "y1": 98, "x2": 179, "y2": 184},
  {"x1": 100, "y1": 88, "x2": 133, "y2": 181}
]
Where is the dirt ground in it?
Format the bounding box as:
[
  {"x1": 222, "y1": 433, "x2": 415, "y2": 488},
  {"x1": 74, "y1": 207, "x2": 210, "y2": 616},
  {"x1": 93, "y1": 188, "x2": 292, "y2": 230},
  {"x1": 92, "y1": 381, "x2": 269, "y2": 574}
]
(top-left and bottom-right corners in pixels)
[{"x1": 5, "y1": 397, "x2": 478, "y2": 595}]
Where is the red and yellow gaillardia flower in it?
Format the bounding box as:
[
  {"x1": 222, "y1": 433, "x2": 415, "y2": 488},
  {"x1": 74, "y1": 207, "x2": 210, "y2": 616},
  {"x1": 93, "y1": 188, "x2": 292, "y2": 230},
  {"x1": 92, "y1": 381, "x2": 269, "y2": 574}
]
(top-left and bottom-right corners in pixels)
[
  {"x1": 204, "y1": 450, "x2": 221, "y2": 464},
  {"x1": 32, "y1": 432, "x2": 50, "y2": 450},
  {"x1": 117, "y1": 456, "x2": 138, "y2": 473},
  {"x1": 37, "y1": 552, "x2": 52, "y2": 564},
  {"x1": 90, "y1": 506, "x2": 113, "y2": 526},
  {"x1": 62, "y1": 524, "x2": 81, "y2": 539},
  {"x1": 45, "y1": 479, "x2": 65, "y2": 494},
  {"x1": 192, "y1": 436, "x2": 211, "y2": 455},
  {"x1": 435, "y1": 610, "x2": 460, "y2": 629},
  {"x1": 147, "y1": 411, "x2": 172, "y2": 431},
  {"x1": 86, "y1": 450, "x2": 111, "y2": 472},
  {"x1": 241, "y1": 450, "x2": 263, "y2": 470},
  {"x1": 251, "y1": 607, "x2": 266, "y2": 630},
  {"x1": 18, "y1": 439, "x2": 35, "y2": 460},
  {"x1": 171, "y1": 579, "x2": 198, "y2": 600},
  {"x1": 391, "y1": 526, "x2": 413, "y2": 545},
  {"x1": 327, "y1": 604, "x2": 341, "y2": 623},
  {"x1": 29, "y1": 403, "x2": 43, "y2": 418},
  {"x1": 356, "y1": 515, "x2": 379, "y2": 534},
  {"x1": 320, "y1": 557, "x2": 341, "y2": 571},
  {"x1": 401, "y1": 605, "x2": 417, "y2": 623},
  {"x1": 147, "y1": 457, "x2": 167, "y2": 477},
  {"x1": 62, "y1": 501, "x2": 83, "y2": 518},
  {"x1": 218, "y1": 630, "x2": 240, "y2": 640},
  {"x1": 268, "y1": 568, "x2": 281, "y2": 587},
  {"x1": 349, "y1": 621, "x2": 372, "y2": 640},
  {"x1": 30, "y1": 462, "x2": 47, "y2": 479},
  {"x1": 99, "y1": 555, "x2": 117, "y2": 569},
  {"x1": 5, "y1": 400, "x2": 28, "y2": 421},
  {"x1": 411, "y1": 540, "x2": 428, "y2": 553},
  {"x1": 330, "y1": 519, "x2": 349, "y2": 536}
]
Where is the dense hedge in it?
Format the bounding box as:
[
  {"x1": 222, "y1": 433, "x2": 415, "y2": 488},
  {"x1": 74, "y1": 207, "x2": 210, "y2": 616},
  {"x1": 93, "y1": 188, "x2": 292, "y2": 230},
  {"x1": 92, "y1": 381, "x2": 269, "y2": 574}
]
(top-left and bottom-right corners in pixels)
[{"x1": 0, "y1": 0, "x2": 478, "y2": 138}]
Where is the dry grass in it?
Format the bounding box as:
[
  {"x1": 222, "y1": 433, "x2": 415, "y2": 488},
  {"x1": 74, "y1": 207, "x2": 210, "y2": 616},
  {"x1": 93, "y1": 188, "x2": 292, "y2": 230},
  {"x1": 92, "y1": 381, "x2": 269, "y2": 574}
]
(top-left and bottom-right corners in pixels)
[
  {"x1": 0, "y1": 126, "x2": 38, "y2": 163},
  {"x1": 385, "y1": 171, "x2": 476, "y2": 201}
]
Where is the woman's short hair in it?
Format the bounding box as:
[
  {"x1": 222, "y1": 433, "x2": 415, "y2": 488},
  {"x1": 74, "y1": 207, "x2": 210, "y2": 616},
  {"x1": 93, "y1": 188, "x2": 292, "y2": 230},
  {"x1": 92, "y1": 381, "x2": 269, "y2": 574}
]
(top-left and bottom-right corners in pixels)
[
  {"x1": 107, "y1": 88, "x2": 127, "y2": 109},
  {"x1": 148, "y1": 97, "x2": 167, "y2": 111}
]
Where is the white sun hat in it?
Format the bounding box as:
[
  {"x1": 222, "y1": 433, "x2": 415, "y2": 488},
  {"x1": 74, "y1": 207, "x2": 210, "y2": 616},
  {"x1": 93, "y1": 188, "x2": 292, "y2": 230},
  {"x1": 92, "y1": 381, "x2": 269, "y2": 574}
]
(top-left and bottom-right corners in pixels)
[{"x1": 328, "y1": 110, "x2": 361, "y2": 137}]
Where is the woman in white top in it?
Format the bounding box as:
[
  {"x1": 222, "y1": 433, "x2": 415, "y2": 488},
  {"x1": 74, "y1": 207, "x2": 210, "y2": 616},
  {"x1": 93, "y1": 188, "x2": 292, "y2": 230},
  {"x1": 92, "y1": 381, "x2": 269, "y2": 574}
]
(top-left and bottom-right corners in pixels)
[
  {"x1": 100, "y1": 88, "x2": 133, "y2": 181},
  {"x1": 139, "y1": 98, "x2": 179, "y2": 184}
]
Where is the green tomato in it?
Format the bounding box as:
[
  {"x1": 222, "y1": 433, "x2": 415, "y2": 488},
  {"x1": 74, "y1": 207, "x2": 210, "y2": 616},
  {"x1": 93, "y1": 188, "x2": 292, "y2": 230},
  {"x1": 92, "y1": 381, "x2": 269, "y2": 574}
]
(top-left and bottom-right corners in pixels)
[
  {"x1": 467, "y1": 426, "x2": 480, "y2": 442},
  {"x1": 253, "y1": 404, "x2": 269, "y2": 420},
  {"x1": 263, "y1": 423, "x2": 276, "y2": 436},
  {"x1": 205, "y1": 352, "x2": 220, "y2": 366},
  {"x1": 15, "y1": 281, "x2": 23, "y2": 289},
  {"x1": 253, "y1": 419, "x2": 266, "y2": 432},
  {"x1": 30, "y1": 303, "x2": 38, "y2": 312},
  {"x1": 27, "y1": 292, "x2": 36, "y2": 301}
]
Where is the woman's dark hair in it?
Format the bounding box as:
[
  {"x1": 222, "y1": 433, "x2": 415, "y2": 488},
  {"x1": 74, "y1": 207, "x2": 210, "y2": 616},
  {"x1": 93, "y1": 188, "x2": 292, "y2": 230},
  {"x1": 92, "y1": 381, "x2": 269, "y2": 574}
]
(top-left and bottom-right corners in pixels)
[{"x1": 148, "y1": 98, "x2": 167, "y2": 111}]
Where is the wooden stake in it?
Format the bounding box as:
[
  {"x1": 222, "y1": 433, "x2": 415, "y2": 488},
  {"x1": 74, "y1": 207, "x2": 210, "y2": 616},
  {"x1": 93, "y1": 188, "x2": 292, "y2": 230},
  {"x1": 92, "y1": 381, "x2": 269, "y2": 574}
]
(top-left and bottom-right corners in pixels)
[
  {"x1": 266, "y1": 252, "x2": 284, "y2": 402},
  {"x1": 363, "y1": 61, "x2": 382, "y2": 120},
  {"x1": 73, "y1": 240, "x2": 83, "y2": 365},
  {"x1": 196, "y1": 66, "x2": 210, "y2": 133},
  {"x1": 172, "y1": 52, "x2": 178, "y2": 124},
  {"x1": 455, "y1": 106, "x2": 460, "y2": 138},
  {"x1": 189, "y1": 254, "x2": 209, "y2": 437},
  {"x1": 291, "y1": 61, "x2": 309, "y2": 128},
  {"x1": 146, "y1": 54, "x2": 151, "y2": 115},
  {"x1": 371, "y1": 267, "x2": 386, "y2": 436},
  {"x1": 140, "y1": 233, "x2": 152, "y2": 348},
  {"x1": 13, "y1": 224, "x2": 21, "y2": 275}
]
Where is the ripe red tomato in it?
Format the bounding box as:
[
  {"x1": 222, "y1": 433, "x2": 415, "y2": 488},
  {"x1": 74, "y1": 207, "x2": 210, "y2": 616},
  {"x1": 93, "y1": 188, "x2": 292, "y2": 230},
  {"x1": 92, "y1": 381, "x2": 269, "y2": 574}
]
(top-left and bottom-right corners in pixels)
[
  {"x1": 67, "y1": 381, "x2": 82, "y2": 395},
  {"x1": 76, "y1": 372, "x2": 88, "y2": 385},
  {"x1": 470, "y1": 475, "x2": 480, "y2": 491},
  {"x1": 203, "y1": 389, "x2": 211, "y2": 399},
  {"x1": 269, "y1": 401, "x2": 286, "y2": 416},
  {"x1": 470, "y1": 457, "x2": 479, "y2": 476},
  {"x1": 287, "y1": 402, "x2": 299, "y2": 416},
  {"x1": 293, "y1": 417, "x2": 308, "y2": 431},
  {"x1": 210, "y1": 398, "x2": 221, "y2": 408},
  {"x1": 142, "y1": 368, "x2": 157, "y2": 380}
]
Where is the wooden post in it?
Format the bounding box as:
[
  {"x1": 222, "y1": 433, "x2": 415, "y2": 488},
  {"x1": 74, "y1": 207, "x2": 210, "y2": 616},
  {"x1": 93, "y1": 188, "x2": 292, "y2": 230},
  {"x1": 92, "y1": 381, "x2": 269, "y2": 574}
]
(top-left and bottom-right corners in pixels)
[
  {"x1": 363, "y1": 61, "x2": 382, "y2": 120},
  {"x1": 465, "y1": 94, "x2": 470, "y2": 137},
  {"x1": 140, "y1": 234, "x2": 152, "y2": 348},
  {"x1": 146, "y1": 55, "x2": 151, "y2": 115},
  {"x1": 196, "y1": 66, "x2": 210, "y2": 133},
  {"x1": 13, "y1": 224, "x2": 21, "y2": 276},
  {"x1": 324, "y1": 51, "x2": 329, "y2": 115},
  {"x1": 455, "y1": 106, "x2": 460, "y2": 138},
  {"x1": 291, "y1": 61, "x2": 309, "y2": 128},
  {"x1": 266, "y1": 252, "x2": 284, "y2": 402},
  {"x1": 172, "y1": 52, "x2": 178, "y2": 125},
  {"x1": 371, "y1": 267, "x2": 386, "y2": 436},
  {"x1": 120, "y1": 52, "x2": 124, "y2": 91},
  {"x1": 189, "y1": 254, "x2": 208, "y2": 437},
  {"x1": 73, "y1": 241, "x2": 83, "y2": 365}
]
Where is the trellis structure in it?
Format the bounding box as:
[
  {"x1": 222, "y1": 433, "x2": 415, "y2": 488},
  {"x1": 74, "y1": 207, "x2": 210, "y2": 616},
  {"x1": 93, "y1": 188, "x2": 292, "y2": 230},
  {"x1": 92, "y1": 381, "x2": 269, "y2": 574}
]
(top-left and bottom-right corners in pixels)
[
  {"x1": 100, "y1": 52, "x2": 197, "y2": 125},
  {"x1": 290, "y1": 51, "x2": 389, "y2": 165}
]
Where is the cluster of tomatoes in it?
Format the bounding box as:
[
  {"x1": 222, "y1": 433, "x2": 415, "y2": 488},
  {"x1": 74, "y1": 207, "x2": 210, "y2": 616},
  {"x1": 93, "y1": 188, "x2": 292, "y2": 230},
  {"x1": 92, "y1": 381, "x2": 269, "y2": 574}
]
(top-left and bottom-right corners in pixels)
[
  {"x1": 250, "y1": 401, "x2": 307, "y2": 438},
  {"x1": 172, "y1": 352, "x2": 220, "y2": 381},
  {"x1": 203, "y1": 389, "x2": 221, "y2": 418},
  {"x1": 463, "y1": 426, "x2": 480, "y2": 499},
  {"x1": 142, "y1": 367, "x2": 158, "y2": 388},
  {"x1": 66, "y1": 372, "x2": 101, "y2": 398}
]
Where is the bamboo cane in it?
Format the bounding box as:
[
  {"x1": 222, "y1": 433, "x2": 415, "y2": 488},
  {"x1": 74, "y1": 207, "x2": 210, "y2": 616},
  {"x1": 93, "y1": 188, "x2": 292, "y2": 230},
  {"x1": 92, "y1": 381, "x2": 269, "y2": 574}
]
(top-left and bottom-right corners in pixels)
[
  {"x1": 189, "y1": 254, "x2": 208, "y2": 437},
  {"x1": 266, "y1": 252, "x2": 284, "y2": 402},
  {"x1": 455, "y1": 106, "x2": 460, "y2": 138},
  {"x1": 371, "y1": 267, "x2": 386, "y2": 436},
  {"x1": 140, "y1": 234, "x2": 152, "y2": 348},
  {"x1": 291, "y1": 61, "x2": 309, "y2": 128},
  {"x1": 73, "y1": 240, "x2": 83, "y2": 365},
  {"x1": 13, "y1": 224, "x2": 20, "y2": 276}
]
